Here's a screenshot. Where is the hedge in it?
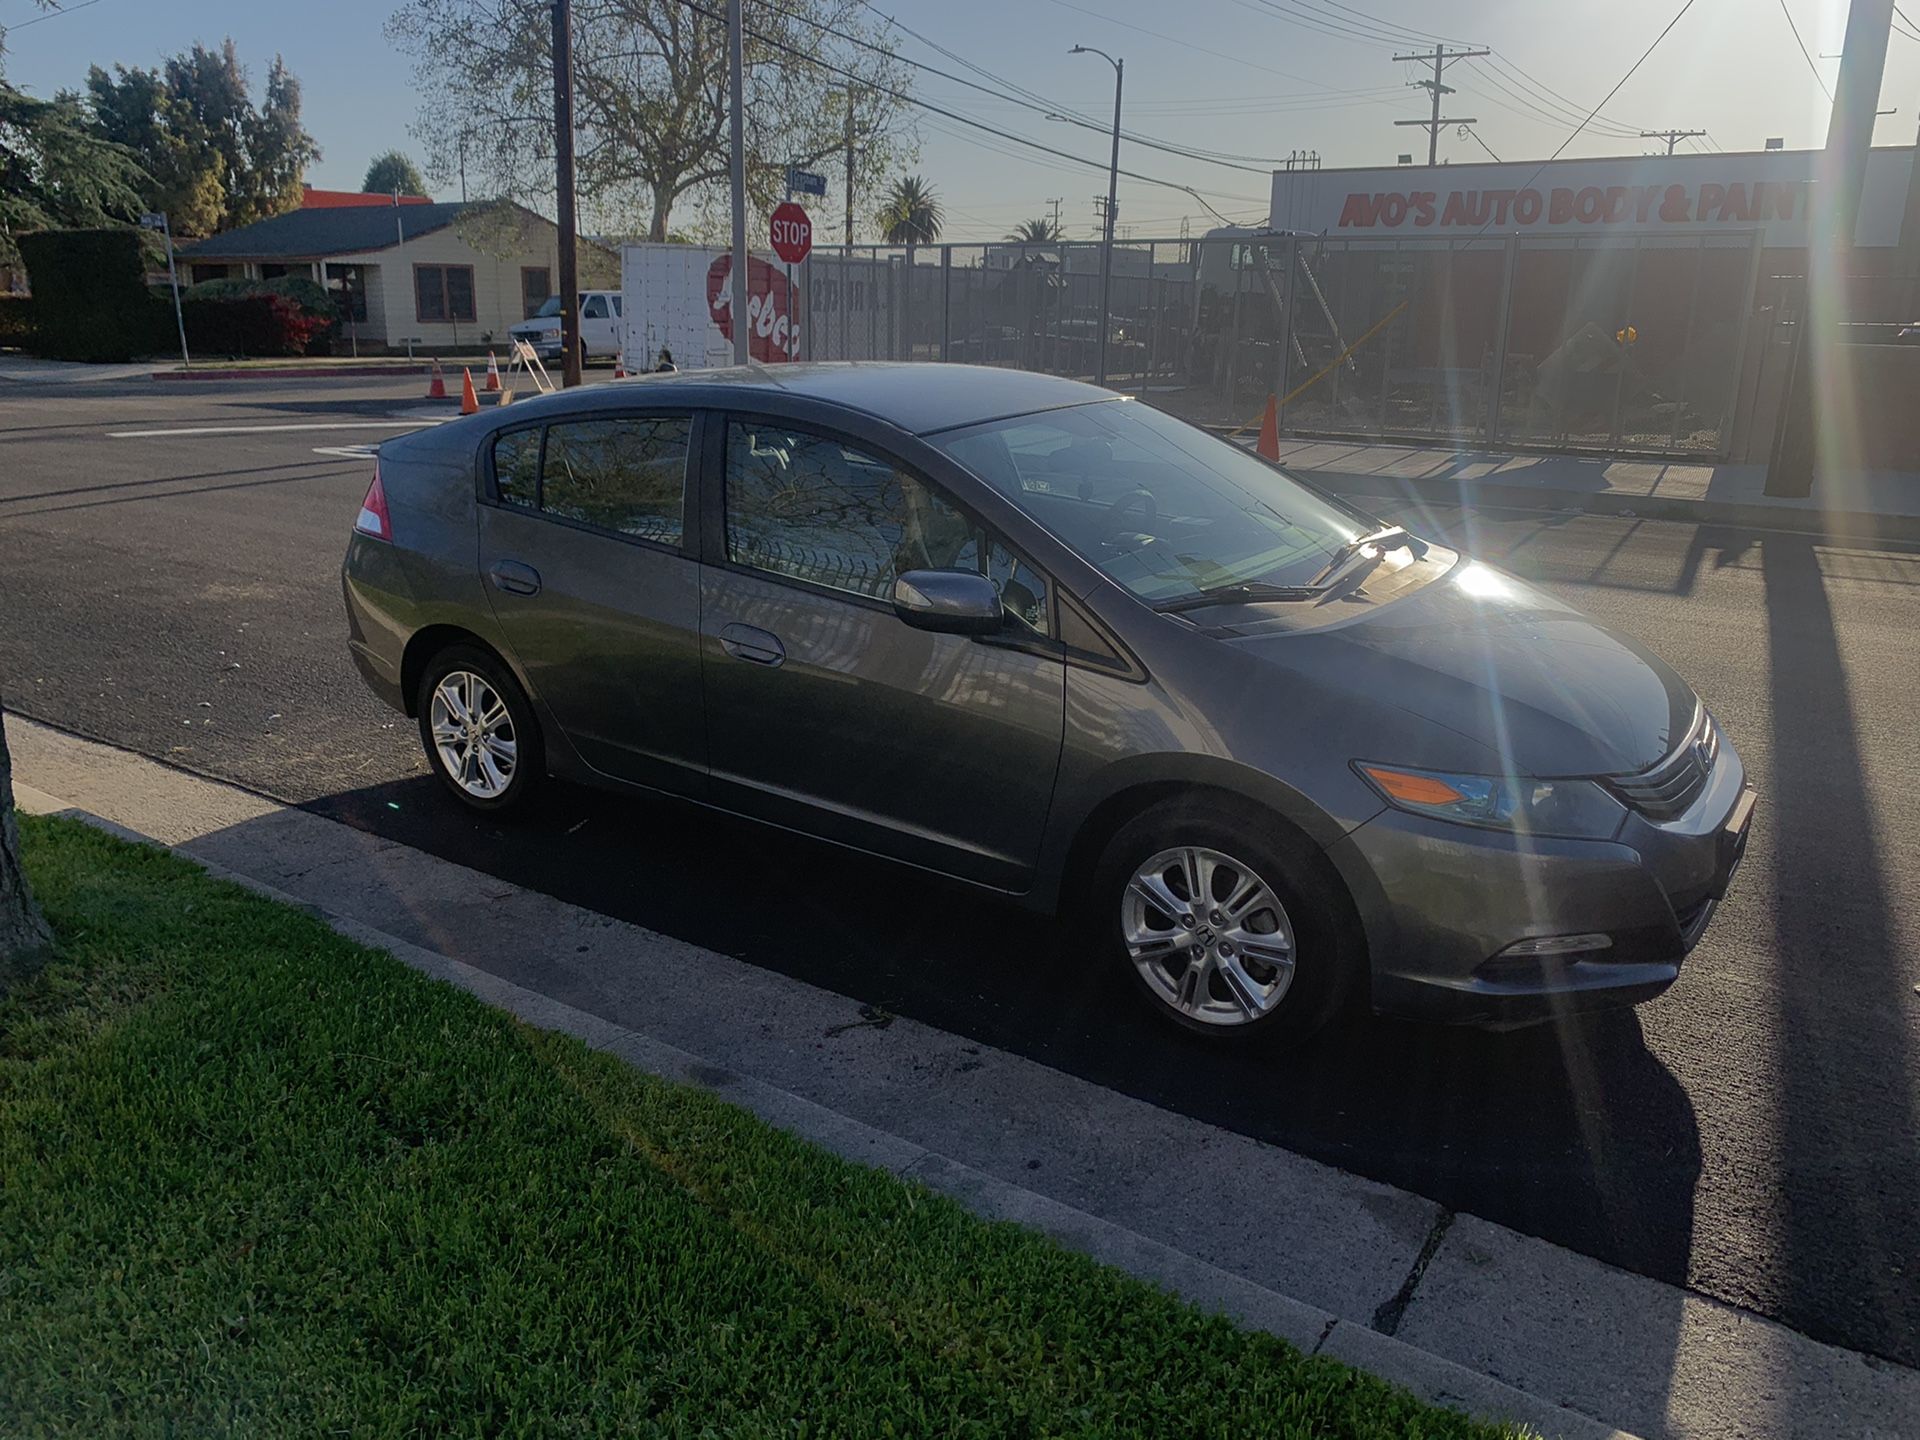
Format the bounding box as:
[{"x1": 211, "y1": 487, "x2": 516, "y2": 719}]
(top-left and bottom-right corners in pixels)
[
  {"x1": 16, "y1": 230, "x2": 172, "y2": 362},
  {"x1": 181, "y1": 292, "x2": 331, "y2": 357},
  {"x1": 184, "y1": 274, "x2": 336, "y2": 320}
]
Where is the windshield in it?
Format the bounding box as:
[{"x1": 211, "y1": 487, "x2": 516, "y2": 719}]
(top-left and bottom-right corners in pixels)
[
  {"x1": 931, "y1": 400, "x2": 1370, "y2": 604},
  {"x1": 534, "y1": 297, "x2": 563, "y2": 318}
]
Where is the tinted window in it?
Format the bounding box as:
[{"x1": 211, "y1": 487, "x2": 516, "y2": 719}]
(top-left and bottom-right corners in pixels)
[
  {"x1": 540, "y1": 416, "x2": 688, "y2": 545},
  {"x1": 582, "y1": 295, "x2": 609, "y2": 319},
  {"x1": 492, "y1": 428, "x2": 542, "y2": 508},
  {"x1": 724, "y1": 421, "x2": 1048, "y2": 634}
]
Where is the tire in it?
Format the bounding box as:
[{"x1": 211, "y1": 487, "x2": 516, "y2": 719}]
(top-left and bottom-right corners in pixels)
[
  {"x1": 415, "y1": 644, "x2": 543, "y2": 815},
  {"x1": 1090, "y1": 796, "x2": 1360, "y2": 1045}
]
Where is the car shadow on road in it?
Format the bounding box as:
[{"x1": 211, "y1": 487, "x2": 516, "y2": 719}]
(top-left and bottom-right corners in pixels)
[{"x1": 300, "y1": 766, "x2": 1704, "y2": 1308}]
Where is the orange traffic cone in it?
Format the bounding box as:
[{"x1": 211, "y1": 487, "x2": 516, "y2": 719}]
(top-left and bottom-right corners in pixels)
[
  {"x1": 460, "y1": 368, "x2": 480, "y2": 416},
  {"x1": 613, "y1": 358, "x2": 626, "y2": 379},
  {"x1": 484, "y1": 350, "x2": 501, "y2": 392},
  {"x1": 1256, "y1": 393, "x2": 1280, "y2": 461},
  {"x1": 425, "y1": 359, "x2": 447, "y2": 399}
]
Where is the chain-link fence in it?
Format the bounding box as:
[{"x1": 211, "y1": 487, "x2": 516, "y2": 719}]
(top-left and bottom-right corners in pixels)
[{"x1": 776, "y1": 230, "x2": 1765, "y2": 459}]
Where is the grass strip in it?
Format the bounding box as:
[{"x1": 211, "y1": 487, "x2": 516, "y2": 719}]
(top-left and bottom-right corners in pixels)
[{"x1": 2, "y1": 815, "x2": 1524, "y2": 1438}]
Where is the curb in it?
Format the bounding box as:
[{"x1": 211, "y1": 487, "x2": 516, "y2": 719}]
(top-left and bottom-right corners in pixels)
[
  {"x1": 1291, "y1": 467, "x2": 1920, "y2": 547},
  {"x1": 19, "y1": 787, "x2": 1637, "y2": 1440},
  {"x1": 153, "y1": 363, "x2": 434, "y2": 380}
]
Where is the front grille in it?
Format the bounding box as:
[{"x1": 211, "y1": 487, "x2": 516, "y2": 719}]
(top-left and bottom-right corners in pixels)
[{"x1": 1606, "y1": 709, "x2": 1717, "y2": 822}]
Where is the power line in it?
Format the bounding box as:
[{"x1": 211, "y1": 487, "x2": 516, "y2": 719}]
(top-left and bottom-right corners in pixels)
[
  {"x1": 1451, "y1": 0, "x2": 1701, "y2": 251},
  {"x1": 1475, "y1": 54, "x2": 1648, "y2": 136},
  {"x1": 662, "y1": 0, "x2": 1264, "y2": 226},
  {"x1": 3, "y1": 0, "x2": 108, "y2": 31},
  {"x1": 1776, "y1": 0, "x2": 1835, "y2": 102}
]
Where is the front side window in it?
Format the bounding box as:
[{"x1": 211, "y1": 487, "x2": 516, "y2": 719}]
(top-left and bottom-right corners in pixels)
[
  {"x1": 581, "y1": 295, "x2": 610, "y2": 319},
  {"x1": 724, "y1": 420, "x2": 1048, "y2": 634},
  {"x1": 931, "y1": 399, "x2": 1368, "y2": 606},
  {"x1": 416, "y1": 264, "x2": 477, "y2": 323},
  {"x1": 541, "y1": 416, "x2": 689, "y2": 546}
]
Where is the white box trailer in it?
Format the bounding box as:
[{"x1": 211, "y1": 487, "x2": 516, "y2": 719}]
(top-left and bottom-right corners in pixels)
[{"x1": 620, "y1": 241, "x2": 902, "y2": 370}]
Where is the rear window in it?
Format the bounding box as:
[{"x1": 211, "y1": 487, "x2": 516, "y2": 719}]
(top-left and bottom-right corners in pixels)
[{"x1": 490, "y1": 416, "x2": 691, "y2": 548}]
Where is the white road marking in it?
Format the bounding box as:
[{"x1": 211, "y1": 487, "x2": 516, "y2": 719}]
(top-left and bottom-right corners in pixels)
[{"x1": 107, "y1": 418, "x2": 448, "y2": 439}]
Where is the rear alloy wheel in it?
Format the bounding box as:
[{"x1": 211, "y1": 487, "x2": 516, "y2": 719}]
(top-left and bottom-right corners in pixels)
[
  {"x1": 1122, "y1": 845, "x2": 1296, "y2": 1026},
  {"x1": 1093, "y1": 799, "x2": 1356, "y2": 1044},
  {"x1": 417, "y1": 646, "x2": 541, "y2": 813}
]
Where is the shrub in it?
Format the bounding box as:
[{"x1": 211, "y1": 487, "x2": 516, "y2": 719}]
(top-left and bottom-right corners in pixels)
[
  {"x1": 181, "y1": 293, "x2": 331, "y2": 357},
  {"x1": 0, "y1": 296, "x2": 35, "y2": 349},
  {"x1": 16, "y1": 229, "x2": 172, "y2": 362}
]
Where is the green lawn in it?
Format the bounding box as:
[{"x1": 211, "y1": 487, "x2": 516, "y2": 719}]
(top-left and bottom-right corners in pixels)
[{"x1": 2, "y1": 815, "x2": 1523, "y2": 1438}]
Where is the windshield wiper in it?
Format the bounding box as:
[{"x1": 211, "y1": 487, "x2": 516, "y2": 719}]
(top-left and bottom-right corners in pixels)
[
  {"x1": 1154, "y1": 581, "x2": 1321, "y2": 614},
  {"x1": 1306, "y1": 525, "x2": 1427, "y2": 588}
]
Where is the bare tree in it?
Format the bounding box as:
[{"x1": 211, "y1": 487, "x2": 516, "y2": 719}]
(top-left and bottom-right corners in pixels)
[
  {"x1": 386, "y1": 0, "x2": 913, "y2": 241},
  {"x1": 0, "y1": 705, "x2": 51, "y2": 980}
]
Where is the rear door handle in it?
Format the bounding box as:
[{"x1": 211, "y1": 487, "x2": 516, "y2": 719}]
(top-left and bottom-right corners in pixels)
[
  {"x1": 720, "y1": 622, "x2": 785, "y2": 667},
  {"x1": 487, "y1": 560, "x2": 541, "y2": 596}
]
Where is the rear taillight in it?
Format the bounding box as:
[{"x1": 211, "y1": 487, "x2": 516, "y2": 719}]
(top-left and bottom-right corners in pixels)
[{"x1": 355, "y1": 466, "x2": 392, "y2": 541}]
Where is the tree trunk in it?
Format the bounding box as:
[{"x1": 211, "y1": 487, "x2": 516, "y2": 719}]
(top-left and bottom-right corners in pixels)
[{"x1": 0, "y1": 703, "x2": 53, "y2": 978}]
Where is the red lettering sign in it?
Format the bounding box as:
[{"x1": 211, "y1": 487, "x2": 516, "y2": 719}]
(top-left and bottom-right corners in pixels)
[{"x1": 706, "y1": 254, "x2": 800, "y2": 362}]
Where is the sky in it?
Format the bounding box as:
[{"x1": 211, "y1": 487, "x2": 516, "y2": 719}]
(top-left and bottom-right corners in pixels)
[{"x1": 5, "y1": 0, "x2": 1918, "y2": 243}]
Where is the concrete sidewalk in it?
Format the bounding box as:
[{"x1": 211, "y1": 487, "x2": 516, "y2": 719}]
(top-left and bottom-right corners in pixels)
[
  {"x1": 13, "y1": 715, "x2": 1920, "y2": 1439},
  {"x1": 1274, "y1": 438, "x2": 1920, "y2": 544}
]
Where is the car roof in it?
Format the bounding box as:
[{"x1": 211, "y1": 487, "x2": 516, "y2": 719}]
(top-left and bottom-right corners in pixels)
[{"x1": 492, "y1": 362, "x2": 1117, "y2": 436}]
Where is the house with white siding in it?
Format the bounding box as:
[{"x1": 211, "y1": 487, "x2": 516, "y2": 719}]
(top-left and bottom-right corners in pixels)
[{"x1": 178, "y1": 200, "x2": 616, "y2": 353}]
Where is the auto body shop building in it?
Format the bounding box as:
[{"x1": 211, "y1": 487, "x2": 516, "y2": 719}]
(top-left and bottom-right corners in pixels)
[{"x1": 1236, "y1": 145, "x2": 1920, "y2": 457}]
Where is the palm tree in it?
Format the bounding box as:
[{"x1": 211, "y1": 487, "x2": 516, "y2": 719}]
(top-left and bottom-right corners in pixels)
[
  {"x1": 876, "y1": 175, "x2": 943, "y2": 245},
  {"x1": 1005, "y1": 217, "x2": 1061, "y2": 243}
]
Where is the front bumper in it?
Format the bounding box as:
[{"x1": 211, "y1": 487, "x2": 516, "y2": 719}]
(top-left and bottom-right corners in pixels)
[
  {"x1": 509, "y1": 332, "x2": 563, "y2": 359},
  {"x1": 1327, "y1": 739, "x2": 1755, "y2": 1025}
]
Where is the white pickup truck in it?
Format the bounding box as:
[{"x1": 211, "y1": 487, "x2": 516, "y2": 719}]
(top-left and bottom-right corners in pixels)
[{"x1": 505, "y1": 290, "x2": 625, "y2": 363}]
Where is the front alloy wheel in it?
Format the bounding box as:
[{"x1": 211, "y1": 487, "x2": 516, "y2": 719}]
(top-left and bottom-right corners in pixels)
[
  {"x1": 428, "y1": 669, "x2": 518, "y2": 799},
  {"x1": 1122, "y1": 845, "x2": 1297, "y2": 1027}
]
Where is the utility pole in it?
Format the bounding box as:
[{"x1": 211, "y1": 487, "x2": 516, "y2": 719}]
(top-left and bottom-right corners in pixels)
[
  {"x1": 1392, "y1": 43, "x2": 1488, "y2": 166},
  {"x1": 551, "y1": 0, "x2": 581, "y2": 387},
  {"x1": 728, "y1": 0, "x2": 749, "y2": 365},
  {"x1": 1047, "y1": 196, "x2": 1063, "y2": 238},
  {"x1": 1766, "y1": 0, "x2": 1895, "y2": 498},
  {"x1": 1640, "y1": 128, "x2": 1707, "y2": 155},
  {"x1": 844, "y1": 99, "x2": 857, "y2": 246},
  {"x1": 1071, "y1": 44, "x2": 1122, "y2": 387}
]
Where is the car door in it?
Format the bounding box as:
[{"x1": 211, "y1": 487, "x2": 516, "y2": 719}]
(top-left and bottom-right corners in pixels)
[
  {"x1": 579, "y1": 294, "x2": 616, "y2": 357},
  {"x1": 699, "y1": 413, "x2": 1066, "y2": 889},
  {"x1": 477, "y1": 410, "x2": 707, "y2": 796}
]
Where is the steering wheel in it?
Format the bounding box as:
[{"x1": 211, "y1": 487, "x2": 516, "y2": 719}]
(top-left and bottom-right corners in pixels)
[{"x1": 1099, "y1": 487, "x2": 1158, "y2": 543}]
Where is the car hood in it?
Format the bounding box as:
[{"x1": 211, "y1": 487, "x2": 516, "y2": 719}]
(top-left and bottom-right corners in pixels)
[{"x1": 1227, "y1": 558, "x2": 1696, "y2": 776}]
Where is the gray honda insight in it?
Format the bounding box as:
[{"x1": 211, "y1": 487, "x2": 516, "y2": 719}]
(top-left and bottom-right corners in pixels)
[{"x1": 343, "y1": 364, "x2": 1755, "y2": 1043}]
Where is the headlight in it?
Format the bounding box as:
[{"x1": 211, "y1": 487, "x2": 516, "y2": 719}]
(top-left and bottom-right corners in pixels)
[{"x1": 1355, "y1": 762, "x2": 1625, "y2": 840}]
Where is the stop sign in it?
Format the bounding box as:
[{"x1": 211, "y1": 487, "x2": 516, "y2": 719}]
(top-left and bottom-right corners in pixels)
[{"x1": 770, "y1": 202, "x2": 812, "y2": 264}]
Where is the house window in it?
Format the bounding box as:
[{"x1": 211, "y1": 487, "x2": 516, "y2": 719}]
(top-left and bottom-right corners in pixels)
[
  {"x1": 325, "y1": 263, "x2": 368, "y2": 323},
  {"x1": 259, "y1": 263, "x2": 293, "y2": 280},
  {"x1": 415, "y1": 264, "x2": 477, "y2": 323},
  {"x1": 191, "y1": 264, "x2": 233, "y2": 285},
  {"x1": 520, "y1": 266, "x2": 552, "y2": 319}
]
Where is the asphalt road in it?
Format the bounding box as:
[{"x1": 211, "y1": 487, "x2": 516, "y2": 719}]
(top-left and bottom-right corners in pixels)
[{"x1": 4, "y1": 374, "x2": 1917, "y2": 1369}]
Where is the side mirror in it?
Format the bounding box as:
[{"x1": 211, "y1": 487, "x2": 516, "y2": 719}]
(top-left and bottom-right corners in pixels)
[{"x1": 891, "y1": 569, "x2": 1004, "y2": 635}]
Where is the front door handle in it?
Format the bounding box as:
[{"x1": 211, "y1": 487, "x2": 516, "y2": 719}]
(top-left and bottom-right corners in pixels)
[
  {"x1": 720, "y1": 622, "x2": 785, "y2": 667},
  {"x1": 487, "y1": 560, "x2": 541, "y2": 596}
]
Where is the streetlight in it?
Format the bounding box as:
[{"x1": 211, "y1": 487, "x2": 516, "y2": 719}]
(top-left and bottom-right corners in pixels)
[{"x1": 1069, "y1": 44, "x2": 1122, "y2": 387}]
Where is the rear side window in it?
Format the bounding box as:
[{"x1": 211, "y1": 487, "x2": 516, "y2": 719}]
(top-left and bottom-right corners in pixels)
[
  {"x1": 540, "y1": 416, "x2": 690, "y2": 546},
  {"x1": 493, "y1": 428, "x2": 541, "y2": 508}
]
